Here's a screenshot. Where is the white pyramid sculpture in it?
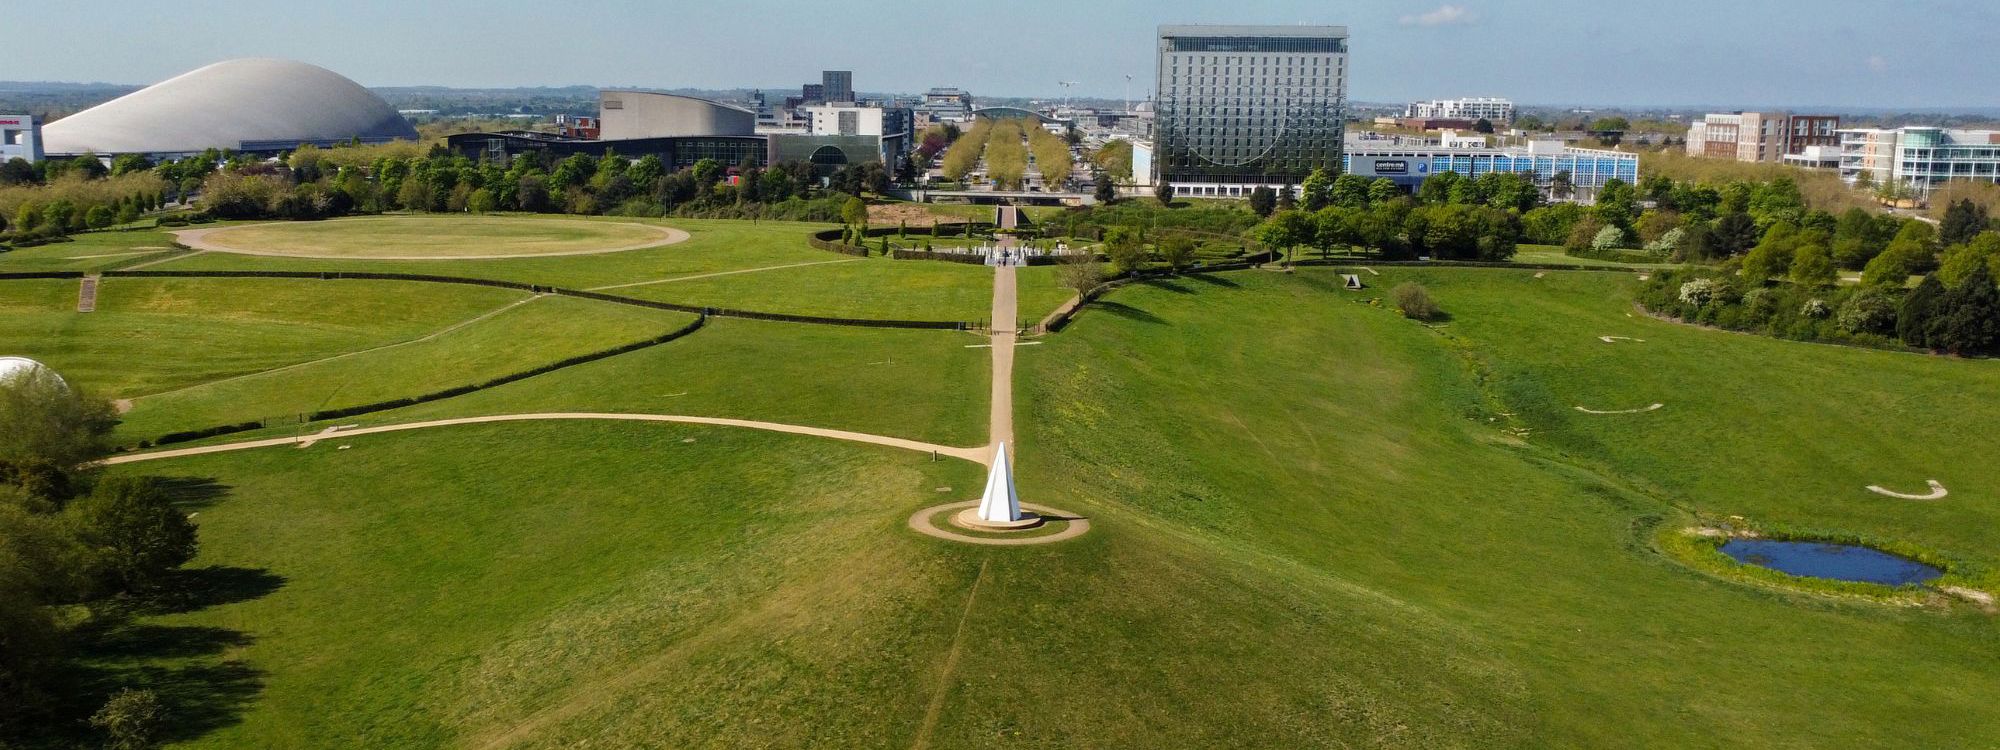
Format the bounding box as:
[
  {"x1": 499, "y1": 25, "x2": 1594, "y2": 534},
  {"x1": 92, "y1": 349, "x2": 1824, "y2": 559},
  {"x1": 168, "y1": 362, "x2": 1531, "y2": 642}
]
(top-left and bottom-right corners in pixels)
[{"x1": 976, "y1": 442, "x2": 1023, "y2": 523}]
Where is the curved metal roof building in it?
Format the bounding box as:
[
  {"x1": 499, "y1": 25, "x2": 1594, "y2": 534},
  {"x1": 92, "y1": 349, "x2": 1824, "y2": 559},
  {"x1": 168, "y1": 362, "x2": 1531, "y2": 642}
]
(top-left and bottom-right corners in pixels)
[{"x1": 41, "y1": 58, "x2": 418, "y2": 156}]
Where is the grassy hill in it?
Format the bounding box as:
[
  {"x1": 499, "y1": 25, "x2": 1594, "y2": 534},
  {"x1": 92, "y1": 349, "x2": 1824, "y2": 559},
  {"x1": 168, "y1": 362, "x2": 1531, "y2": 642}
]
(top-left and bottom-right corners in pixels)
[{"x1": 6, "y1": 215, "x2": 1992, "y2": 747}]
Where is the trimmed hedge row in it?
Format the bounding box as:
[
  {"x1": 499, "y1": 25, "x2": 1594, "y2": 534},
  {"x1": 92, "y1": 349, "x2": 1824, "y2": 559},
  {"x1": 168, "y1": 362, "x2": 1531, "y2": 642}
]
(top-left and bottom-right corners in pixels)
[
  {"x1": 891, "y1": 249, "x2": 988, "y2": 265},
  {"x1": 152, "y1": 315, "x2": 710, "y2": 447},
  {"x1": 0, "y1": 271, "x2": 87, "y2": 280}
]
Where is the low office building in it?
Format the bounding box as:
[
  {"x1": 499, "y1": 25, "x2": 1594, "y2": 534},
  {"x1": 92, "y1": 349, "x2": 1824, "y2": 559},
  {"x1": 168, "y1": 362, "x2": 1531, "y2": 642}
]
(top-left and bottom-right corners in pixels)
[
  {"x1": 1343, "y1": 139, "x2": 1639, "y2": 199},
  {"x1": 1839, "y1": 126, "x2": 2000, "y2": 197},
  {"x1": 1, "y1": 115, "x2": 42, "y2": 163},
  {"x1": 1404, "y1": 97, "x2": 1514, "y2": 124}
]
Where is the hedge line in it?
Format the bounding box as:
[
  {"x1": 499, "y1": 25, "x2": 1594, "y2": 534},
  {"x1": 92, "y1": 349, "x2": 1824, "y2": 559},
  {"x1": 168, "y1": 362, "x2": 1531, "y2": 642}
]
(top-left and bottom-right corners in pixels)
[
  {"x1": 0, "y1": 271, "x2": 87, "y2": 280},
  {"x1": 1288, "y1": 258, "x2": 1654, "y2": 273},
  {"x1": 152, "y1": 315, "x2": 710, "y2": 447},
  {"x1": 97, "y1": 270, "x2": 968, "y2": 329}
]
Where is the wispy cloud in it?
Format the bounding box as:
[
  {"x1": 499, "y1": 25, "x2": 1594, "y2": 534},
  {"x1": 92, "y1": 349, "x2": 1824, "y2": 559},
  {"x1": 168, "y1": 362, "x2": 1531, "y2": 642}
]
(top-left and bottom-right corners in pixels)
[
  {"x1": 1401, "y1": 4, "x2": 1476, "y2": 27},
  {"x1": 1865, "y1": 55, "x2": 1888, "y2": 72}
]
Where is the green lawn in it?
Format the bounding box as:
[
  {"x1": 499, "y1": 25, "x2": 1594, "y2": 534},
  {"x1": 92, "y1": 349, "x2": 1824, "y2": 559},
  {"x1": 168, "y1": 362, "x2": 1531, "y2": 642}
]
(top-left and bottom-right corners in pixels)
[
  {"x1": 144, "y1": 217, "x2": 838, "y2": 290},
  {"x1": 0, "y1": 229, "x2": 184, "y2": 272},
  {"x1": 38, "y1": 218, "x2": 2000, "y2": 747},
  {"x1": 191, "y1": 216, "x2": 675, "y2": 258},
  {"x1": 1512, "y1": 244, "x2": 1678, "y2": 269},
  {"x1": 113, "y1": 295, "x2": 697, "y2": 443},
  {"x1": 613, "y1": 256, "x2": 994, "y2": 322},
  {"x1": 349, "y1": 316, "x2": 989, "y2": 448},
  {"x1": 89, "y1": 423, "x2": 984, "y2": 748},
  {"x1": 0, "y1": 277, "x2": 525, "y2": 396}
]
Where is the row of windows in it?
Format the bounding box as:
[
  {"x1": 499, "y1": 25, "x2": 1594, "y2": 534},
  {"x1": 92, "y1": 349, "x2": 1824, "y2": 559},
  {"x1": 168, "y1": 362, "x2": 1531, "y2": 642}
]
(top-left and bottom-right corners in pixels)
[{"x1": 1164, "y1": 37, "x2": 1346, "y2": 54}]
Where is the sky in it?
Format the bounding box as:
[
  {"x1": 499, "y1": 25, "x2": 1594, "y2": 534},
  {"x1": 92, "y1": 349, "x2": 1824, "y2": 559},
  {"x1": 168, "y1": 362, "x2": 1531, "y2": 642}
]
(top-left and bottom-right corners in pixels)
[{"x1": 6, "y1": 0, "x2": 1998, "y2": 109}]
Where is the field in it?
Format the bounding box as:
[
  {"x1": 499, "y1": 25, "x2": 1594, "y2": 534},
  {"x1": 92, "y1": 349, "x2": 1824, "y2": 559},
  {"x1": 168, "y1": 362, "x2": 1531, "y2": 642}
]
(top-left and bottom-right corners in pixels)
[
  {"x1": 10, "y1": 214, "x2": 1999, "y2": 747},
  {"x1": 184, "y1": 216, "x2": 683, "y2": 258}
]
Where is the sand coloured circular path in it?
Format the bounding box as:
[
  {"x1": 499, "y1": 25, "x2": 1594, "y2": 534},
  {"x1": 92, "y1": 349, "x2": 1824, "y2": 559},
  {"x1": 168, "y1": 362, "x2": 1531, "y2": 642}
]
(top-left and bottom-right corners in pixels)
[
  {"x1": 907, "y1": 501, "x2": 1091, "y2": 546},
  {"x1": 174, "y1": 216, "x2": 688, "y2": 260}
]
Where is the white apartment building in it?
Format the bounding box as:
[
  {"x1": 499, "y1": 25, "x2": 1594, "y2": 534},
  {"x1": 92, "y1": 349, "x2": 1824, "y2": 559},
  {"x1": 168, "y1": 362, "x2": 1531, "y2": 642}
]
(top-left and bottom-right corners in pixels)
[
  {"x1": 1404, "y1": 97, "x2": 1514, "y2": 124},
  {"x1": 1839, "y1": 126, "x2": 2000, "y2": 198}
]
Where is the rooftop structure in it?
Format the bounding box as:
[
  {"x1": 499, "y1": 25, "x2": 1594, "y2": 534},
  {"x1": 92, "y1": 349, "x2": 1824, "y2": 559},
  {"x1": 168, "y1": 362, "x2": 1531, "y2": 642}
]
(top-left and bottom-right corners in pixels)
[{"x1": 39, "y1": 58, "x2": 416, "y2": 157}]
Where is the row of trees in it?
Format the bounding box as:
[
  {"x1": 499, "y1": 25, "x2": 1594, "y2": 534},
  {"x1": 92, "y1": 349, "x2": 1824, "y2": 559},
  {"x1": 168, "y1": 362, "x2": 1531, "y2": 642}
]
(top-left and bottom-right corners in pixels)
[
  {"x1": 1026, "y1": 125, "x2": 1073, "y2": 190},
  {"x1": 192, "y1": 145, "x2": 866, "y2": 224},
  {"x1": 1644, "y1": 263, "x2": 2000, "y2": 356},
  {"x1": 982, "y1": 118, "x2": 1029, "y2": 190},
  {"x1": 939, "y1": 119, "x2": 992, "y2": 182},
  {"x1": 2, "y1": 368, "x2": 199, "y2": 747},
  {"x1": 1252, "y1": 172, "x2": 1524, "y2": 262}
]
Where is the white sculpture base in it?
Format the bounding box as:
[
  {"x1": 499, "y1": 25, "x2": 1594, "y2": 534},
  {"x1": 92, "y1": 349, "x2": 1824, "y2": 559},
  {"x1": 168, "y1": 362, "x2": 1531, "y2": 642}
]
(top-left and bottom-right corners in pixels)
[{"x1": 953, "y1": 508, "x2": 1043, "y2": 531}]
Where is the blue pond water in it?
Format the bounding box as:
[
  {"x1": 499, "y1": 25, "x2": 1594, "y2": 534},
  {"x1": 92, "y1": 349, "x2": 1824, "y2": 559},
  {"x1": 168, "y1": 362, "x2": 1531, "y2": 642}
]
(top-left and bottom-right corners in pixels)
[{"x1": 1720, "y1": 539, "x2": 1942, "y2": 586}]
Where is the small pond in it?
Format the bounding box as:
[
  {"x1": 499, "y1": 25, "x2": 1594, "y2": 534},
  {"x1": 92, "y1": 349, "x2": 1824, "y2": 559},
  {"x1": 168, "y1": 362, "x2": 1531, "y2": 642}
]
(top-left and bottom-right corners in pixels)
[{"x1": 1720, "y1": 539, "x2": 1942, "y2": 586}]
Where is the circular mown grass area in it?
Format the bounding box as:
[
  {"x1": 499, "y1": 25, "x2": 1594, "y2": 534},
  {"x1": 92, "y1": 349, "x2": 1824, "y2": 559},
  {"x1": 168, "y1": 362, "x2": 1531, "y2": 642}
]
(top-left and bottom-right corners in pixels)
[{"x1": 182, "y1": 216, "x2": 687, "y2": 259}]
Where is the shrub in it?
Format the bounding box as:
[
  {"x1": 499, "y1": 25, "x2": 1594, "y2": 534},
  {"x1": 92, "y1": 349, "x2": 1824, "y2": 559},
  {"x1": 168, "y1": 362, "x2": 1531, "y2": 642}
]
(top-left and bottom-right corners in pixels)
[
  {"x1": 1645, "y1": 227, "x2": 1685, "y2": 254},
  {"x1": 90, "y1": 688, "x2": 165, "y2": 750},
  {"x1": 1800, "y1": 299, "x2": 1831, "y2": 319},
  {"x1": 1391, "y1": 282, "x2": 1441, "y2": 321},
  {"x1": 1678, "y1": 278, "x2": 1723, "y2": 306},
  {"x1": 1591, "y1": 225, "x2": 1625, "y2": 251},
  {"x1": 1837, "y1": 287, "x2": 1899, "y2": 335}
]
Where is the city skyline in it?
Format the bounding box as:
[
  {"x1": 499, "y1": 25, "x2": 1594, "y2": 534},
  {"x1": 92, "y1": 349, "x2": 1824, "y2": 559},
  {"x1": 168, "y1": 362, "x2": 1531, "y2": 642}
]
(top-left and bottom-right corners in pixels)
[{"x1": 5, "y1": 0, "x2": 1998, "y2": 109}]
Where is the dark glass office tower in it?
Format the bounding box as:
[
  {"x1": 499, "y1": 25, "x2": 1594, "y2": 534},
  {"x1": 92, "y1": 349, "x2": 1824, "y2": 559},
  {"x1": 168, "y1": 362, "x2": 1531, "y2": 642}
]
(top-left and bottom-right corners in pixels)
[
  {"x1": 822, "y1": 70, "x2": 854, "y2": 104},
  {"x1": 1154, "y1": 25, "x2": 1348, "y2": 193}
]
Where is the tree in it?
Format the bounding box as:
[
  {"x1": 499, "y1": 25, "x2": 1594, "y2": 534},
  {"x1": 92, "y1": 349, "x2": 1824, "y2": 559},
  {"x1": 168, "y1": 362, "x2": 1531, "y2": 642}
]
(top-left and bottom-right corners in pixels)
[
  {"x1": 1712, "y1": 213, "x2": 1761, "y2": 256},
  {"x1": 1330, "y1": 173, "x2": 1371, "y2": 208},
  {"x1": 1103, "y1": 227, "x2": 1148, "y2": 274},
  {"x1": 1254, "y1": 210, "x2": 1315, "y2": 263},
  {"x1": 1158, "y1": 234, "x2": 1198, "y2": 272},
  {"x1": 1588, "y1": 116, "x2": 1631, "y2": 133},
  {"x1": 1741, "y1": 222, "x2": 1801, "y2": 280},
  {"x1": 1939, "y1": 231, "x2": 2000, "y2": 287},
  {"x1": 1472, "y1": 117, "x2": 1495, "y2": 134},
  {"x1": 1056, "y1": 253, "x2": 1105, "y2": 297},
  {"x1": 1298, "y1": 168, "x2": 1333, "y2": 211},
  {"x1": 1367, "y1": 178, "x2": 1402, "y2": 205},
  {"x1": 1550, "y1": 170, "x2": 1574, "y2": 201},
  {"x1": 1155, "y1": 180, "x2": 1175, "y2": 206},
  {"x1": 90, "y1": 688, "x2": 166, "y2": 750},
  {"x1": 1247, "y1": 186, "x2": 1278, "y2": 217},
  {"x1": 1862, "y1": 236, "x2": 1934, "y2": 286},
  {"x1": 1790, "y1": 243, "x2": 1838, "y2": 288},
  {"x1": 1093, "y1": 177, "x2": 1116, "y2": 205},
  {"x1": 1932, "y1": 263, "x2": 2000, "y2": 356},
  {"x1": 841, "y1": 196, "x2": 868, "y2": 228},
  {"x1": 1897, "y1": 274, "x2": 1946, "y2": 348},
  {"x1": 65, "y1": 476, "x2": 197, "y2": 593},
  {"x1": 0, "y1": 157, "x2": 36, "y2": 186},
  {"x1": 1939, "y1": 198, "x2": 1990, "y2": 247},
  {"x1": 0, "y1": 366, "x2": 115, "y2": 475}
]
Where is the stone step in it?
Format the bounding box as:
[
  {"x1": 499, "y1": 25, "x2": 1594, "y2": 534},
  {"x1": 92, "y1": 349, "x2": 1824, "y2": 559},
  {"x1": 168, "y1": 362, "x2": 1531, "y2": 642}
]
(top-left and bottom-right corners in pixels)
[{"x1": 77, "y1": 275, "x2": 100, "y2": 313}]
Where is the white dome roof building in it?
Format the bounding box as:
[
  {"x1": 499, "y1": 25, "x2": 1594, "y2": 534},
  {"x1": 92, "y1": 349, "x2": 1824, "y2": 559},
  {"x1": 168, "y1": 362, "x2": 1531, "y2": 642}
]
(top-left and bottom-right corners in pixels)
[
  {"x1": 41, "y1": 58, "x2": 418, "y2": 157},
  {"x1": 0, "y1": 356, "x2": 63, "y2": 388}
]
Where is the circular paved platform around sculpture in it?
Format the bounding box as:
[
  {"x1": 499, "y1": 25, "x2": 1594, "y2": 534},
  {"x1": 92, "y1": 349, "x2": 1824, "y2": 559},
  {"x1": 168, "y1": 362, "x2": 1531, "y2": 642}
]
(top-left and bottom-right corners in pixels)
[
  {"x1": 908, "y1": 501, "x2": 1091, "y2": 546},
  {"x1": 953, "y1": 507, "x2": 1043, "y2": 530}
]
